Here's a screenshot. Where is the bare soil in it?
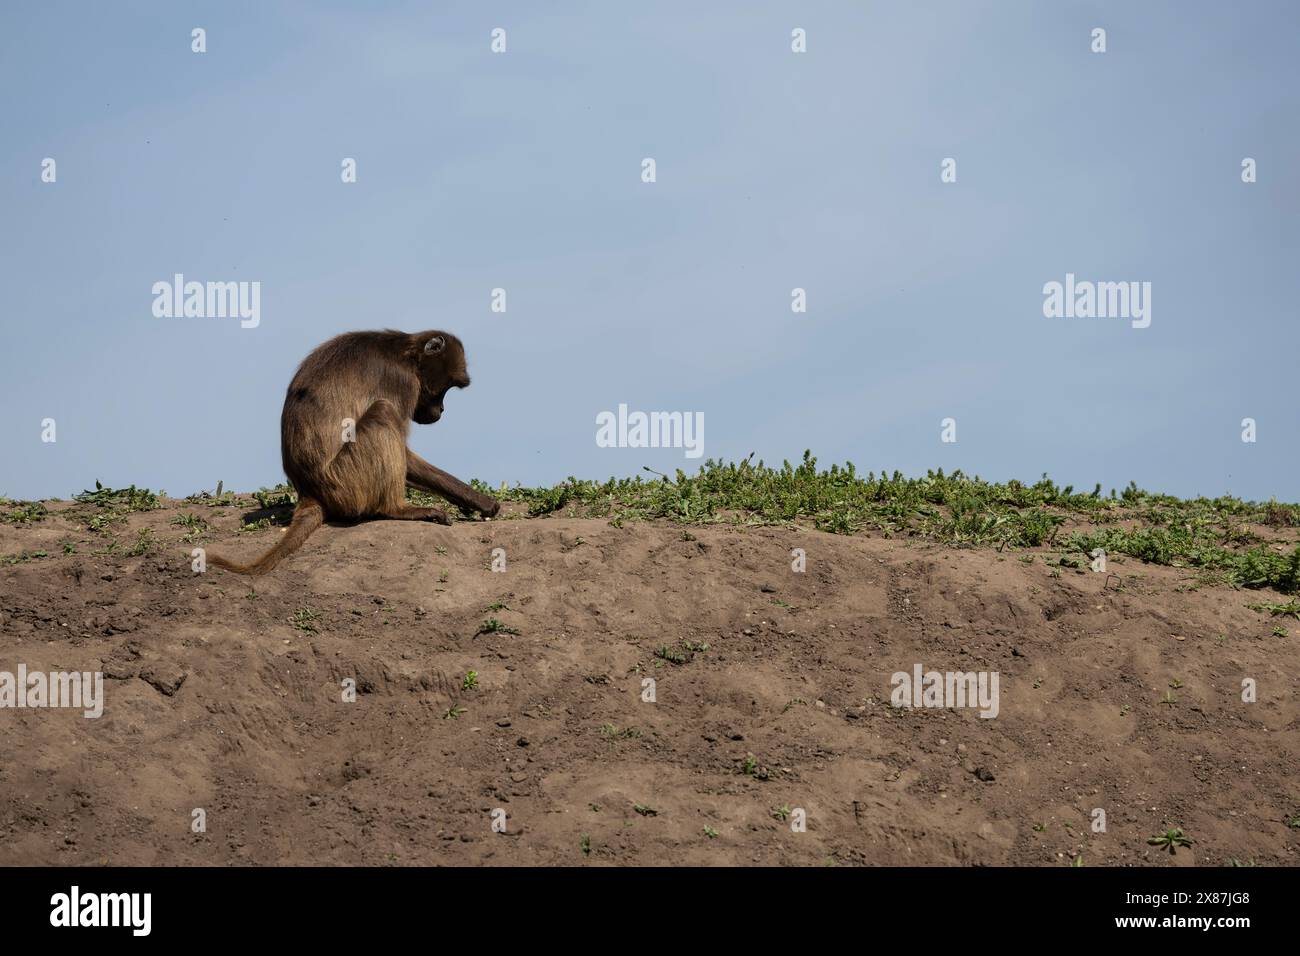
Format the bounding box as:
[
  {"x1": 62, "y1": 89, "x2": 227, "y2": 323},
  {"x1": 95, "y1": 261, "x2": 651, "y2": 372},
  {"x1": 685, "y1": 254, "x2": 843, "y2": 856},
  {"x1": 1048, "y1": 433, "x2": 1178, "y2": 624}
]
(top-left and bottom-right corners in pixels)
[{"x1": 1, "y1": 498, "x2": 1297, "y2": 866}]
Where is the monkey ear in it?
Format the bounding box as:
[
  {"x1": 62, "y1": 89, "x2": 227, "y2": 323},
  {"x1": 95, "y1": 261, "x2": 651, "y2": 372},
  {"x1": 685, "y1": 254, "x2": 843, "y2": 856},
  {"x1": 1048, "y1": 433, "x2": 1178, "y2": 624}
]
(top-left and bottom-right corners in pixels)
[{"x1": 423, "y1": 335, "x2": 446, "y2": 355}]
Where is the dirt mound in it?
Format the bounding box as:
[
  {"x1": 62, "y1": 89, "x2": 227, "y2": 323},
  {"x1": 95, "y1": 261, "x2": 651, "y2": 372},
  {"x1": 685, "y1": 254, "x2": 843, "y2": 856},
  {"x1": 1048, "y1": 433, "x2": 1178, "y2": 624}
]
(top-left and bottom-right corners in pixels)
[{"x1": 1, "y1": 497, "x2": 1296, "y2": 866}]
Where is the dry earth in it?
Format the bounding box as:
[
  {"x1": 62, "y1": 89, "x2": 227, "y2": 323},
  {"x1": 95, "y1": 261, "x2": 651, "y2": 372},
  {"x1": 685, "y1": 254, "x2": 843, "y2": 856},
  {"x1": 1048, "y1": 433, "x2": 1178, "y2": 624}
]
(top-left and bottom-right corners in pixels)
[{"x1": 1, "y1": 498, "x2": 1297, "y2": 866}]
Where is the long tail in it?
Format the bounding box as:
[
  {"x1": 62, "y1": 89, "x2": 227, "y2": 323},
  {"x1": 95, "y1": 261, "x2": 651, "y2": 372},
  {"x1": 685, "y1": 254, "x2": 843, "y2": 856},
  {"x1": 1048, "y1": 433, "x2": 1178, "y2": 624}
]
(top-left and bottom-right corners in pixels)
[{"x1": 207, "y1": 496, "x2": 325, "y2": 576}]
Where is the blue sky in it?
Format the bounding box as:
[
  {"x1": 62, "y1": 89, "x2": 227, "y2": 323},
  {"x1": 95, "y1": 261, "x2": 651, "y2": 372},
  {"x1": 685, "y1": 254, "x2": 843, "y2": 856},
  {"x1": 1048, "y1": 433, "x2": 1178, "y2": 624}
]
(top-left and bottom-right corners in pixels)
[{"x1": 2, "y1": 0, "x2": 1297, "y2": 501}]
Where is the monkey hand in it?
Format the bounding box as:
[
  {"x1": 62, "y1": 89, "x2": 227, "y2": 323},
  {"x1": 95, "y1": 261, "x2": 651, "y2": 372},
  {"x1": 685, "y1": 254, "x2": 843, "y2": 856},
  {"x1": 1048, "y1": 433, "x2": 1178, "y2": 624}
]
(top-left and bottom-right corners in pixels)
[
  {"x1": 415, "y1": 507, "x2": 451, "y2": 525},
  {"x1": 457, "y1": 498, "x2": 499, "y2": 519}
]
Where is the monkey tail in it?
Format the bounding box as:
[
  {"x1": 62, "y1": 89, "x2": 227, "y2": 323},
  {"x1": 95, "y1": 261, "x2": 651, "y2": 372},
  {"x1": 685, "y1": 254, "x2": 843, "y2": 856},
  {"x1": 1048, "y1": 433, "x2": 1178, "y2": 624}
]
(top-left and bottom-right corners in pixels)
[{"x1": 207, "y1": 496, "x2": 325, "y2": 576}]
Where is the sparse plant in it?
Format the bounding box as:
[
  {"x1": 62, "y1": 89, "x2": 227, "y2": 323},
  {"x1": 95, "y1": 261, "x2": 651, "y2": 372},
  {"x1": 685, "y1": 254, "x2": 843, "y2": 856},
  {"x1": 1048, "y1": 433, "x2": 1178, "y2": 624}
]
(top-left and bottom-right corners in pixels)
[
  {"x1": 739, "y1": 754, "x2": 771, "y2": 780},
  {"x1": 1147, "y1": 827, "x2": 1193, "y2": 855},
  {"x1": 2, "y1": 549, "x2": 48, "y2": 566},
  {"x1": 75, "y1": 481, "x2": 162, "y2": 512},
  {"x1": 0, "y1": 501, "x2": 49, "y2": 525},
  {"x1": 599, "y1": 724, "x2": 642, "y2": 740},
  {"x1": 173, "y1": 512, "x2": 210, "y2": 542},
  {"x1": 126, "y1": 528, "x2": 157, "y2": 556},
  {"x1": 289, "y1": 608, "x2": 320, "y2": 633}
]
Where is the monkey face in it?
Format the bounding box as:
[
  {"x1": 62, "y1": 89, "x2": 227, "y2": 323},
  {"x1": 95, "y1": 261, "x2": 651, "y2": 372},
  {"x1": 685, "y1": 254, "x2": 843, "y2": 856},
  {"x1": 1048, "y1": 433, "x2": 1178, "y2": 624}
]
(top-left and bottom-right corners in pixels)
[{"x1": 412, "y1": 331, "x2": 470, "y2": 424}]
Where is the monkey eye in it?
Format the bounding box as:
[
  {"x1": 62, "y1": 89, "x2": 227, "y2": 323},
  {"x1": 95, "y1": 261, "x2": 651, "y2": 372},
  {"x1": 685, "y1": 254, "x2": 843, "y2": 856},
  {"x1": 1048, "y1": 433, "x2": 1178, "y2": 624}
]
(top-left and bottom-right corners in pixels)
[{"x1": 424, "y1": 335, "x2": 445, "y2": 354}]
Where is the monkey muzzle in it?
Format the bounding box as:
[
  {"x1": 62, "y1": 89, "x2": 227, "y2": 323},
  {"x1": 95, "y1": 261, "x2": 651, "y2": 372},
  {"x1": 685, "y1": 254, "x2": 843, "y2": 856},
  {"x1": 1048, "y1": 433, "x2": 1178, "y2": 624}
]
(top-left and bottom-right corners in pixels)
[{"x1": 413, "y1": 403, "x2": 442, "y2": 424}]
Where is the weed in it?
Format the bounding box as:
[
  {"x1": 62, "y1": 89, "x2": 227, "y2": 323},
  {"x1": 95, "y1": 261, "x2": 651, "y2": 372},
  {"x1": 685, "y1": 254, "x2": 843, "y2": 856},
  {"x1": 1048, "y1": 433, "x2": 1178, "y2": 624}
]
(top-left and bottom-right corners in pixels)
[
  {"x1": 289, "y1": 608, "x2": 320, "y2": 633},
  {"x1": 2, "y1": 550, "x2": 48, "y2": 566},
  {"x1": 1147, "y1": 828, "x2": 1193, "y2": 855},
  {"x1": 0, "y1": 501, "x2": 49, "y2": 525}
]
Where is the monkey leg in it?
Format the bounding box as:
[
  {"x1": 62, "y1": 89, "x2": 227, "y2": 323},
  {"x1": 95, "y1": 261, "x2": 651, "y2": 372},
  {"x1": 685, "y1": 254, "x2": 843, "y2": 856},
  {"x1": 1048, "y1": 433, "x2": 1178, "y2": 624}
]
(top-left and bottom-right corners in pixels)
[
  {"x1": 405, "y1": 448, "x2": 500, "y2": 517},
  {"x1": 376, "y1": 504, "x2": 451, "y2": 525},
  {"x1": 322, "y1": 399, "x2": 410, "y2": 517}
]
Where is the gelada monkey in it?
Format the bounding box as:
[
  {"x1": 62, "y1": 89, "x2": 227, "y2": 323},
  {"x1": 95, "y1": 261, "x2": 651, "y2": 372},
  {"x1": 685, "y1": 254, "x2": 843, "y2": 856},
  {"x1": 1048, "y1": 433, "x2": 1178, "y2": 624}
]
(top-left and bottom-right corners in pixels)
[{"x1": 208, "y1": 330, "x2": 499, "y2": 575}]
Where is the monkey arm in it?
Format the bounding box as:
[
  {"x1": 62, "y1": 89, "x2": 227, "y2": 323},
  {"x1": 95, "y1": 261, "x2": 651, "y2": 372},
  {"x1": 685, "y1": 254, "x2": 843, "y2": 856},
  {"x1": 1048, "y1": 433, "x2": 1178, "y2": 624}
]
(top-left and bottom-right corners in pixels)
[{"x1": 405, "y1": 448, "x2": 500, "y2": 517}]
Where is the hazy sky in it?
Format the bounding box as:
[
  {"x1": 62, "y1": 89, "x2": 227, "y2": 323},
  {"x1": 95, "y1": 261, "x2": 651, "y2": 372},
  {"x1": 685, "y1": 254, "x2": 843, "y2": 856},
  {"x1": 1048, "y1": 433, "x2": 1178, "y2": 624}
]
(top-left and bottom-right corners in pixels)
[{"x1": 3, "y1": 1, "x2": 1297, "y2": 501}]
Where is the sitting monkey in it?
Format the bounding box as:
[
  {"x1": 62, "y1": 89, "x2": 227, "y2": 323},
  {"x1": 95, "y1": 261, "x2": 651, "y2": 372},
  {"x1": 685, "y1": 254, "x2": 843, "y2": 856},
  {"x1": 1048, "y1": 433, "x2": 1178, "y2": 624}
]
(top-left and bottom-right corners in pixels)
[{"x1": 209, "y1": 330, "x2": 499, "y2": 575}]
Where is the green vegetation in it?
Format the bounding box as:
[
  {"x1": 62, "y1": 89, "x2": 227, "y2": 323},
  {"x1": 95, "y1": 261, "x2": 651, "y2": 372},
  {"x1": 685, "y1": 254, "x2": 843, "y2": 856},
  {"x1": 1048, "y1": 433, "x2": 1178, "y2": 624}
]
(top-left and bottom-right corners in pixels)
[
  {"x1": 289, "y1": 608, "x2": 320, "y2": 633},
  {"x1": 186, "y1": 487, "x2": 240, "y2": 507},
  {"x1": 172, "y1": 512, "x2": 210, "y2": 542},
  {"x1": 599, "y1": 723, "x2": 642, "y2": 740},
  {"x1": 252, "y1": 484, "x2": 297, "y2": 509},
  {"x1": 1248, "y1": 600, "x2": 1300, "y2": 619},
  {"x1": 474, "y1": 454, "x2": 1300, "y2": 593},
  {"x1": 0, "y1": 500, "x2": 49, "y2": 525},
  {"x1": 654, "y1": 644, "x2": 689, "y2": 665},
  {"x1": 125, "y1": 528, "x2": 158, "y2": 556},
  {"x1": 69, "y1": 481, "x2": 163, "y2": 534},
  {"x1": 74, "y1": 481, "x2": 162, "y2": 511},
  {"x1": 1147, "y1": 828, "x2": 1193, "y2": 855},
  {"x1": 7, "y1": 460, "x2": 1297, "y2": 594},
  {"x1": 2, "y1": 549, "x2": 49, "y2": 566},
  {"x1": 739, "y1": 753, "x2": 772, "y2": 780}
]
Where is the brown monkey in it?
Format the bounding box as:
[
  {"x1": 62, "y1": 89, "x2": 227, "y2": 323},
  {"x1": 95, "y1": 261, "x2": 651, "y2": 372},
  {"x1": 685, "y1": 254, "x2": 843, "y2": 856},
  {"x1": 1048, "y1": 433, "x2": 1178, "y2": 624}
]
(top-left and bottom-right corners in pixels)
[{"x1": 208, "y1": 330, "x2": 499, "y2": 575}]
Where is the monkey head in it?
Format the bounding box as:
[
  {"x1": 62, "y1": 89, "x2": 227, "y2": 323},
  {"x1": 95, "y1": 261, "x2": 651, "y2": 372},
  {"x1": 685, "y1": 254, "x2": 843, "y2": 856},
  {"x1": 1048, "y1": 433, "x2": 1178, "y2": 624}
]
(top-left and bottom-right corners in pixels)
[{"x1": 410, "y1": 330, "x2": 470, "y2": 424}]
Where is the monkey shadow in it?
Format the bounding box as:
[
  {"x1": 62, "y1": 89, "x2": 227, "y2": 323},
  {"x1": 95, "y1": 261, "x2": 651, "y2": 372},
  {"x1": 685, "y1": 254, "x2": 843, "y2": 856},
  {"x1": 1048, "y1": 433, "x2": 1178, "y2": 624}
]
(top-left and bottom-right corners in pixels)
[
  {"x1": 236, "y1": 495, "x2": 464, "y2": 529},
  {"x1": 238, "y1": 505, "x2": 294, "y2": 528}
]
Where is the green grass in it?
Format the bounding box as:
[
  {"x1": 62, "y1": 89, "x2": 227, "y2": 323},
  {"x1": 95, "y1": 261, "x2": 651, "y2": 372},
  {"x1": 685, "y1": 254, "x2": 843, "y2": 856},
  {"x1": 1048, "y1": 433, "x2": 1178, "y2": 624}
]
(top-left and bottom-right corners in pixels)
[
  {"x1": 472, "y1": 453, "x2": 1300, "y2": 593},
  {"x1": 10, "y1": 460, "x2": 1299, "y2": 594}
]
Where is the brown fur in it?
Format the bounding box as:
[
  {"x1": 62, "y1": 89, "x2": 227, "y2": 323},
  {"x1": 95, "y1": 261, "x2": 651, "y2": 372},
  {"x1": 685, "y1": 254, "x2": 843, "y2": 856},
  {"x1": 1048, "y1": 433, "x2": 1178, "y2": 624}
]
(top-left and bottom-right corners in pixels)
[{"x1": 208, "y1": 330, "x2": 499, "y2": 575}]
